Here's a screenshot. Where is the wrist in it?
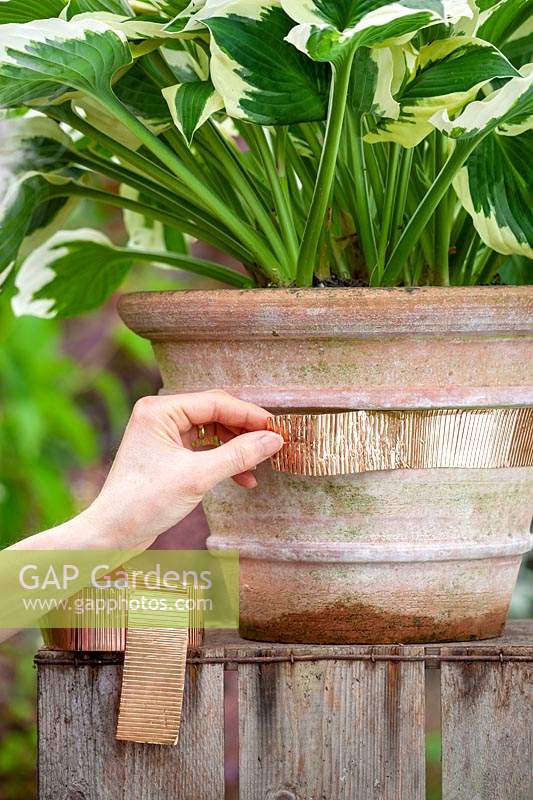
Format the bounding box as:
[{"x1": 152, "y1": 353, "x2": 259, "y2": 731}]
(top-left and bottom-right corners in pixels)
[{"x1": 80, "y1": 496, "x2": 156, "y2": 551}]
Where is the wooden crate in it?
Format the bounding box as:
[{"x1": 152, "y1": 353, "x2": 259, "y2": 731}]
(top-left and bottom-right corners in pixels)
[{"x1": 36, "y1": 621, "x2": 533, "y2": 800}]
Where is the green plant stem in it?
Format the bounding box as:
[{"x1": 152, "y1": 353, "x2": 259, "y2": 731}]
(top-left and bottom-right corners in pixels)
[
  {"x1": 375, "y1": 144, "x2": 401, "y2": 283},
  {"x1": 348, "y1": 113, "x2": 378, "y2": 281},
  {"x1": 383, "y1": 137, "x2": 482, "y2": 285},
  {"x1": 434, "y1": 135, "x2": 451, "y2": 285},
  {"x1": 67, "y1": 185, "x2": 212, "y2": 233},
  {"x1": 363, "y1": 140, "x2": 385, "y2": 213},
  {"x1": 163, "y1": 127, "x2": 210, "y2": 183},
  {"x1": 390, "y1": 148, "x2": 413, "y2": 250},
  {"x1": 476, "y1": 249, "x2": 505, "y2": 285},
  {"x1": 450, "y1": 223, "x2": 479, "y2": 284},
  {"x1": 72, "y1": 154, "x2": 252, "y2": 263},
  {"x1": 250, "y1": 127, "x2": 299, "y2": 275},
  {"x1": 57, "y1": 106, "x2": 216, "y2": 213},
  {"x1": 123, "y1": 248, "x2": 254, "y2": 288},
  {"x1": 98, "y1": 91, "x2": 288, "y2": 284},
  {"x1": 200, "y1": 123, "x2": 290, "y2": 269},
  {"x1": 297, "y1": 54, "x2": 355, "y2": 286}
]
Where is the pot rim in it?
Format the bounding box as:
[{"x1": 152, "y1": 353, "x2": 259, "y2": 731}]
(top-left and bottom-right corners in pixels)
[{"x1": 118, "y1": 285, "x2": 533, "y2": 342}]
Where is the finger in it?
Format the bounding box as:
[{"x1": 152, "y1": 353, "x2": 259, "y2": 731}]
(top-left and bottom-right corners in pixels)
[
  {"x1": 161, "y1": 390, "x2": 271, "y2": 434},
  {"x1": 193, "y1": 430, "x2": 283, "y2": 489},
  {"x1": 233, "y1": 471, "x2": 258, "y2": 489},
  {"x1": 215, "y1": 427, "x2": 258, "y2": 487},
  {"x1": 182, "y1": 423, "x2": 256, "y2": 487}
]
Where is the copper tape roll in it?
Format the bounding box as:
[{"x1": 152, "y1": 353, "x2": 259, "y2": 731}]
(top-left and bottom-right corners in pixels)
[
  {"x1": 44, "y1": 577, "x2": 205, "y2": 746},
  {"x1": 267, "y1": 406, "x2": 533, "y2": 477}
]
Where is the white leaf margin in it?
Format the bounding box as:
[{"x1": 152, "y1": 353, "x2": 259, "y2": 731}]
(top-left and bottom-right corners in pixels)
[
  {"x1": 11, "y1": 229, "x2": 112, "y2": 319},
  {"x1": 431, "y1": 63, "x2": 533, "y2": 137}
]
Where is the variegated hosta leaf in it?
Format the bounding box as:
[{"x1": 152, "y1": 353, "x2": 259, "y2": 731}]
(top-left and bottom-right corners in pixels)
[
  {"x1": 11, "y1": 229, "x2": 132, "y2": 318},
  {"x1": 194, "y1": 1, "x2": 329, "y2": 124},
  {"x1": 164, "y1": 0, "x2": 207, "y2": 32},
  {"x1": 71, "y1": 96, "x2": 143, "y2": 149},
  {"x1": 0, "y1": 115, "x2": 73, "y2": 175},
  {"x1": 67, "y1": 10, "x2": 189, "y2": 40},
  {"x1": 163, "y1": 46, "x2": 207, "y2": 81},
  {"x1": 366, "y1": 37, "x2": 518, "y2": 147},
  {"x1": 65, "y1": 0, "x2": 133, "y2": 17},
  {"x1": 120, "y1": 185, "x2": 188, "y2": 264},
  {"x1": 0, "y1": 0, "x2": 65, "y2": 23},
  {"x1": 162, "y1": 79, "x2": 223, "y2": 143},
  {"x1": 281, "y1": 0, "x2": 475, "y2": 64},
  {"x1": 432, "y1": 63, "x2": 533, "y2": 138},
  {"x1": 502, "y1": 32, "x2": 533, "y2": 70},
  {"x1": 349, "y1": 46, "x2": 400, "y2": 118},
  {"x1": 113, "y1": 62, "x2": 172, "y2": 130},
  {"x1": 453, "y1": 130, "x2": 533, "y2": 257},
  {"x1": 0, "y1": 18, "x2": 132, "y2": 109},
  {"x1": 152, "y1": 0, "x2": 192, "y2": 17},
  {"x1": 476, "y1": 0, "x2": 530, "y2": 47},
  {"x1": 0, "y1": 173, "x2": 77, "y2": 281}
]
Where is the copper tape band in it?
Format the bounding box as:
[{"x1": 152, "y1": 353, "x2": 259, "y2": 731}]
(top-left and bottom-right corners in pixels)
[{"x1": 267, "y1": 406, "x2": 533, "y2": 476}]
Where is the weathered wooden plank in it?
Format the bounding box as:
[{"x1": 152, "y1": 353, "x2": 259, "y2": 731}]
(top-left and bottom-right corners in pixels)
[
  {"x1": 37, "y1": 649, "x2": 224, "y2": 800},
  {"x1": 441, "y1": 646, "x2": 533, "y2": 800},
  {"x1": 238, "y1": 645, "x2": 426, "y2": 800},
  {"x1": 207, "y1": 619, "x2": 533, "y2": 655}
]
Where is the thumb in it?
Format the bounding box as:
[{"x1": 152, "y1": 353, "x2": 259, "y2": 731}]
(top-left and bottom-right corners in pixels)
[{"x1": 196, "y1": 430, "x2": 284, "y2": 489}]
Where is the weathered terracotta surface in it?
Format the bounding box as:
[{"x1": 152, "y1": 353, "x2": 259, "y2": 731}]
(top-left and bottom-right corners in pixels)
[{"x1": 119, "y1": 287, "x2": 533, "y2": 644}]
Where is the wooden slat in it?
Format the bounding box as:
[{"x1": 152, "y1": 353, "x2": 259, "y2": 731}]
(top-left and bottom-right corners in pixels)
[
  {"x1": 441, "y1": 646, "x2": 533, "y2": 800},
  {"x1": 37, "y1": 650, "x2": 224, "y2": 800},
  {"x1": 238, "y1": 645, "x2": 426, "y2": 800}
]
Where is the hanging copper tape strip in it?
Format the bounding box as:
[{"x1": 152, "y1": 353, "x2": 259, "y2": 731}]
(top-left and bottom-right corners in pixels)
[
  {"x1": 267, "y1": 406, "x2": 533, "y2": 476},
  {"x1": 116, "y1": 579, "x2": 204, "y2": 746}
]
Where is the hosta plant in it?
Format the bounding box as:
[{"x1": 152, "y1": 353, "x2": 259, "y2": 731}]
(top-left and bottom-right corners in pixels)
[{"x1": 0, "y1": 0, "x2": 531, "y2": 317}]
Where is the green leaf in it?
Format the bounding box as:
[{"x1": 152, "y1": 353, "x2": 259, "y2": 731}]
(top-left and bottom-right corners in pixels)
[
  {"x1": 0, "y1": 18, "x2": 132, "y2": 105},
  {"x1": 0, "y1": 0, "x2": 66, "y2": 23},
  {"x1": 432, "y1": 63, "x2": 533, "y2": 138},
  {"x1": 196, "y1": 1, "x2": 329, "y2": 124},
  {"x1": 499, "y1": 254, "x2": 533, "y2": 283},
  {"x1": 502, "y1": 34, "x2": 533, "y2": 70},
  {"x1": 66, "y1": 0, "x2": 133, "y2": 17},
  {"x1": 114, "y1": 61, "x2": 172, "y2": 129},
  {"x1": 162, "y1": 79, "x2": 223, "y2": 142},
  {"x1": 476, "y1": 0, "x2": 531, "y2": 48},
  {"x1": 11, "y1": 229, "x2": 132, "y2": 318},
  {"x1": 453, "y1": 129, "x2": 533, "y2": 258},
  {"x1": 366, "y1": 37, "x2": 518, "y2": 147},
  {"x1": 281, "y1": 0, "x2": 475, "y2": 64}
]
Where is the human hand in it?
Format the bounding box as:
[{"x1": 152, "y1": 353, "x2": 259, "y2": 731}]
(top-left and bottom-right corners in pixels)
[{"x1": 85, "y1": 390, "x2": 284, "y2": 549}]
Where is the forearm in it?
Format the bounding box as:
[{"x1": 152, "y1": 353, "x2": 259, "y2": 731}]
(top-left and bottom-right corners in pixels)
[{"x1": 7, "y1": 507, "x2": 111, "y2": 552}]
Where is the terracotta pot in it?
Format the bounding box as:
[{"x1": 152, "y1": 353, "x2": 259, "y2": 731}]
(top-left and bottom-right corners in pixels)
[{"x1": 119, "y1": 287, "x2": 533, "y2": 644}]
